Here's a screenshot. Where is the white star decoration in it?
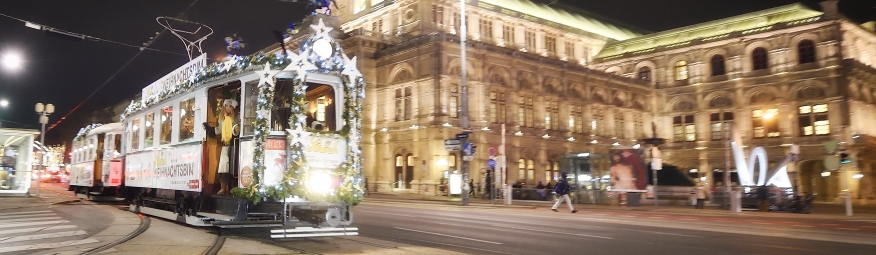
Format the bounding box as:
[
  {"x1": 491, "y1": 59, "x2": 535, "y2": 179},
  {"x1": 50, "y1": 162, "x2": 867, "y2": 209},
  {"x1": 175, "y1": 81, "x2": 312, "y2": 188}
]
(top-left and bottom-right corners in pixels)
[
  {"x1": 310, "y1": 18, "x2": 334, "y2": 39},
  {"x1": 341, "y1": 53, "x2": 362, "y2": 82},
  {"x1": 255, "y1": 64, "x2": 279, "y2": 87},
  {"x1": 284, "y1": 50, "x2": 317, "y2": 76},
  {"x1": 286, "y1": 126, "x2": 311, "y2": 146}
]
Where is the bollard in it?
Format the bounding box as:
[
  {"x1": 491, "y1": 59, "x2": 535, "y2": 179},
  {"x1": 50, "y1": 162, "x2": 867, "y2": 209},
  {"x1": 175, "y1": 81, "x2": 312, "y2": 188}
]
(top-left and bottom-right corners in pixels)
[{"x1": 730, "y1": 190, "x2": 742, "y2": 213}]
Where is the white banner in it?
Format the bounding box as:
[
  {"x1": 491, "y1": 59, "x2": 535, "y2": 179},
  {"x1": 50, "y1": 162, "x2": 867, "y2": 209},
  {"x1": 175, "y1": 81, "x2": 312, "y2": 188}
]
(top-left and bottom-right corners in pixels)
[
  {"x1": 303, "y1": 136, "x2": 347, "y2": 171},
  {"x1": 69, "y1": 163, "x2": 93, "y2": 187},
  {"x1": 125, "y1": 144, "x2": 203, "y2": 191},
  {"x1": 238, "y1": 140, "x2": 254, "y2": 188},
  {"x1": 263, "y1": 138, "x2": 287, "y2": 186}
]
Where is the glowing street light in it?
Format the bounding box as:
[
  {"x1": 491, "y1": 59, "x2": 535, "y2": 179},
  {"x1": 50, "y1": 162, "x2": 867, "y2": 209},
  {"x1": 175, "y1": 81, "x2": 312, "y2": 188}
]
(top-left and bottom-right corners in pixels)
[
  {"x1": 0, "y1": 99, "x2": 8, "y2": 107},
  {"x1": 762, "y1": 111, "x2": 775, "y2": 120},
  {"x1": 1, "y1": 52, "x2": 23, "y2": 71}
]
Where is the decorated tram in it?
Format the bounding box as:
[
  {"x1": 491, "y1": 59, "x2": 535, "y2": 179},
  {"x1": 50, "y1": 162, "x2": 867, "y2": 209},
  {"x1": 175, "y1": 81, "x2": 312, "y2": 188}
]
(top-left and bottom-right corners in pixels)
[
  {"x1": 107, "y1": 14, "x2": 364, "y2": 230},
  {"x1": 68, "y1": 123, "x2": 124, "y2": 199}
]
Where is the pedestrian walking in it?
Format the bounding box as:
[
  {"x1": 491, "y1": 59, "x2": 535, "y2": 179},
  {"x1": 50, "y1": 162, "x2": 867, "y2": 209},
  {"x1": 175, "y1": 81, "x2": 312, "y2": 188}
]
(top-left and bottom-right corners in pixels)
[
  {"x1": 695, "y1": 182, "x2": 708, "y2": 209},
  {"x1": 551, "y1": 172, "x2": 577, "y2": 213},
  {"x1": 757, "y1": 185, "x2": 770, "y2": 212}
]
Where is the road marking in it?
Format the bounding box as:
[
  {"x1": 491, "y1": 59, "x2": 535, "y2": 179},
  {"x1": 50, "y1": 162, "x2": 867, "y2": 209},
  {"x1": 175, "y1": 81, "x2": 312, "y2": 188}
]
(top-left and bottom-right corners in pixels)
[
  {"x1": 491, "y1": 224, "x2": 613, "y2": 240},
  {"x1": 0, "y1": 220, "x2": 69, "y2": 229},
  {"x1": 791, "y1": 225, "x2": 814, "y2": 228},
  {"x1": 0, "y1": 225, "x2": 77, "y2": 236},
  {"x1": 648, "y1": 217, "x2": 664, "y2": 219},
  {"x1": 357, "y1": 210, "x2": 416, "y2": 218},
  {"x1": 0, "y1": 211, "x2": 52, "y2": 216},
  {"x1": 0, "y1": 238, "x2": 98, "y2": 253},
  {"x1": 0, "y1": 230, "x2": 87, "y2": 243},
  {"x1": 0, "y1": 213, "x2": 56, "y2": 220},
  {"x1": 835, "y1": 228, "x2": 860, "y2": 231},
  {"x1": 0, "y1": 217, "x2": 63, "y2": 224},
  {"x1": 753, "y1": 222, "x2": 772, "y2": 225},
  {"x1": 392, "y1": 236, "x2": 518, "y2": 255},
  {"x1": 395, "y1": 227, "x2": 503, "y2": 244},
  {"x1": 646, "y1": 231, "x2": 703, "y2": 238}
]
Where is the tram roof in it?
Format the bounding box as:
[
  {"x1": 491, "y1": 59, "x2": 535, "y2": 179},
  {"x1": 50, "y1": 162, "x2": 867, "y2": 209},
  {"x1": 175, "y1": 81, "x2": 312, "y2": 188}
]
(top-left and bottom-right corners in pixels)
[{"x1": 88, "y1": 123, "x2": 123, "y2": 136}]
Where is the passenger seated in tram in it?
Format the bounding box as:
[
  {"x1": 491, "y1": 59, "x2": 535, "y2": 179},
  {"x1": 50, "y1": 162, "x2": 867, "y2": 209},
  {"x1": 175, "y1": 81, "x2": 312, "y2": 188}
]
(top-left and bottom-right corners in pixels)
[{"x1": 205, "y1": 98, "x2": 240, "y2": 195}]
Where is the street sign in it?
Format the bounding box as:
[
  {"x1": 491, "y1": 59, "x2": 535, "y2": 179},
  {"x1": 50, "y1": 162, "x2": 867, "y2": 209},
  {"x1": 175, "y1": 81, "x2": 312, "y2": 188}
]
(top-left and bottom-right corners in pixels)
[
  {"x1": 487, "y1": 159, "x2": 496, "y2": 168},
  {"x1": 824, "y1": 155, "x2": 840, "y2": 170},
  {"x1": 445, "y1": 139, "x2": 461, "y2": 151},
  {"x1": 456, "y1": 133, "x2": 469, "y2": 139},
  {"x1": 463, "y1": 142, "x2": 473, "y2": 156},
  {"x1": 463, "y1": 156, "x2": 474, "y2": 161}
]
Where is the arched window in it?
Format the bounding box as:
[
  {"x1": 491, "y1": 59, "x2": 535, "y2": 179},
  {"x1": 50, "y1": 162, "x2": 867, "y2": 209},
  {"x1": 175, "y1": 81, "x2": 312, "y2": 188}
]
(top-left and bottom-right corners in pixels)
[
  {"x1": 798, "y1": 40, "x2": 816, "y2": 64},
  {"x1": 710, "y1": 55, "x2": 726, "y2": 76},
  {"x1": 637, "y1": 67, "x2": 651, "y2": 81},
  {"x1": 752, "y1": 47, "x2": 769, "y2": 70},
  {"x1": 675, "y1": 61, "x2": 688, "y2": 81}
]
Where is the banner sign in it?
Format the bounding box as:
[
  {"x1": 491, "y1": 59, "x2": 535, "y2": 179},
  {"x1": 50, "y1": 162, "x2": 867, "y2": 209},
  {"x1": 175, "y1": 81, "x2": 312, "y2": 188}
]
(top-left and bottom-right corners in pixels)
[
  {"x1": 608, "y1": 149, "x2": 648, "y2": 192},
  {"x1": 69, "y1": 163, "x2": 94, "y2": 187},
  {"x1": 303, "y1": 136, "x2": 347, "y2": 171},
  {"x1": 238, "y1": 140, "x2": 254, "y2": 188},
  {"x1": 141, "y1": 55, "x2": 207, "y2": 102},
  {"x1": 125, "y1": 144, "x2": 203, "y2": 192},
  {"x1": 103, "y1": 161, "x2": 123, "y2": 187}
]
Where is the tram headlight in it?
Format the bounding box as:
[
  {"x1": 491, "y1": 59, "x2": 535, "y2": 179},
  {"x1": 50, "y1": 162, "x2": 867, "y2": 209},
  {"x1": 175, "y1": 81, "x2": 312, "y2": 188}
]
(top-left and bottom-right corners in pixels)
[{"x1": 308, "y1": 172, "x2": 334, "y2": 193}]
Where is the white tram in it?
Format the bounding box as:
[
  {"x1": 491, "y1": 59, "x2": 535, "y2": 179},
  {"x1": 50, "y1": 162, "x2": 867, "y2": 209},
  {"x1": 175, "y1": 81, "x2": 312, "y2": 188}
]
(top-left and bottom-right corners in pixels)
[
  {"x1": 118, "y1": 14, "x2": 365, "y2": 229},
  {"x1": 68, "y1": 123, "x2": 124, "y2": 199}
]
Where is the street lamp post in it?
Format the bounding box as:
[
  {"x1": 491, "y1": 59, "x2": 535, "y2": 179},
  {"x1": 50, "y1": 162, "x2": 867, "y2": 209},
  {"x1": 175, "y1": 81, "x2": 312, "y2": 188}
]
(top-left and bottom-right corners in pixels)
[
  {"x1": 459, "y1": 0, "x2": 470, "y2": 206},
  {"x1": 35, "y1": 103, "x2": 54, "y2": 197},
  {"x1": 642, "y1": 123, "x2": 666, "y2": 208}
]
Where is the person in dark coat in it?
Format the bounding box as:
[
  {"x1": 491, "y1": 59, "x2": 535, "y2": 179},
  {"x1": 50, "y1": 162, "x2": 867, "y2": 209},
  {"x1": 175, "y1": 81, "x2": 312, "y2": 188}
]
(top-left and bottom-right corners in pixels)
[
  {"x1": 551, "y1": 172, "x2": 577, "y2": 213},
  {"x1": 757, "y1": 185, "x2": 770, "y2": 212}
]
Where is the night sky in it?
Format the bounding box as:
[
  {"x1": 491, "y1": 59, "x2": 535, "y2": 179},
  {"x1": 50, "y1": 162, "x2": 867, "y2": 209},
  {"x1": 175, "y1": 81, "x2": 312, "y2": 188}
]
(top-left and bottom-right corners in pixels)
[{"x1": 0, "y1": 0, "x2": 873, "y2": 145}]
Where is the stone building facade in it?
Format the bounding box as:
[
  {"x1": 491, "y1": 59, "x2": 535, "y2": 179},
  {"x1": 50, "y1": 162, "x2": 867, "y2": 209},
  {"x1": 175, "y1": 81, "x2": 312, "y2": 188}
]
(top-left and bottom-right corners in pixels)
[{"x1": 308, "y1": 0, "x2": 876, "y2": 203}]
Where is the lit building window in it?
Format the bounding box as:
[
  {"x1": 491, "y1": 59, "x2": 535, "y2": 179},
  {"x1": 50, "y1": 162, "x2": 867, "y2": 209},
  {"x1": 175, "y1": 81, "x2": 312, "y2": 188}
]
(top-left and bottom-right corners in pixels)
[
  {"x1": 524, "y1": 30, "x2": 536, "y2": 51},
  {"x1": 638, "y1": 67, "x2": 651, "y2": 81},
  {"x1": 799, "y1": 104, "x2": 829, "y2": 135},
  {"x1": 752, "y1": 47, "x2": 769, "y2": 70},
  {"x1": 503, "y1": 25, "x2": 515, "y2": 45},
  {"x1": 633, "y1": 112, "x2": 644, "y2": 138},
  {"x1": 711, "y1": 55, "x2": 726, "y2": 76},
  {"x1": 564, "y1": 42, "x2": 574, "y2": 59},
  {"x1": 479, "y1": 19, "x2": 493, "y2": 40},
  {"x1": 527, "y1": 159, "x2": 535, "y2": 184},
  {"x1": 752, "y1": 108, "x2": 779, "y2": 138},
  {"x1": 673, "y1": 115, "x2": 696, "y2": 142},
  {"x1": 798, "y1": 40, "x2": 816, "y2": 64},
  {"x1": 545, "y1": 35, "x2": 557, "y2": 55},
  {"x1": 372, "y1": 19, "x2": 383, "y2": 34},
  {"x1": 592, "y1": 107, "x2": 606, "y2": 136},
  {"x1": 710, "y1": 112, "x2": 734, "y2": 140},
  {"x1": 449, "y1": 85, "x2": 458, "y2": 118},
  {"x1": 545, "y1": 99, "x2": 559, "y2": 130},
  {"x1": 615, "y1": 110, "x2": 625, "y2": 139},
  {"x1": 570, "y1": 105, "x2": 584, "y2": 133},
  {"x1": 432, "y1": 5, "x2": 444, "y2": 25},
  {"x1": 675, "y1": 61, "x2": 688, "y2": 80},
  {"x1": 395, "y1": 88, "x2": 404, "y2": 121},
  {"x1": 489, "y1": 91, "x2": 506, "y2": 123},
  {"x1": 518, "y1": 95, "x2": 534, "y2": 127},
  {"x1": 518, "y1": 159, "x2": 526, "y2": 184}
]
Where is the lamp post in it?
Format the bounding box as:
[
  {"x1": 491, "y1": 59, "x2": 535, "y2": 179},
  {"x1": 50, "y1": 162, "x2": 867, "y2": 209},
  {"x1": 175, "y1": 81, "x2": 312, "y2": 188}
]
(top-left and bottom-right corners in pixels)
[
  {"x1": 642, "y1": 123, "x2": 666, "y2": 208},
  {"x1": 35, "y1": 103, "x2": 54, "y2": 197},
  {"x1": 459, "y1": 0, "x2": 470, "y2": 206}
]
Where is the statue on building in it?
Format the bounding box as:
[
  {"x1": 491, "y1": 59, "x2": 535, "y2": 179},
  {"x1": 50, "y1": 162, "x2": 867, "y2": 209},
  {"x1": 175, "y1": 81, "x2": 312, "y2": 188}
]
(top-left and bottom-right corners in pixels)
[{"x1": 309, "y1": 0, "x2": 338, "y2": 15}]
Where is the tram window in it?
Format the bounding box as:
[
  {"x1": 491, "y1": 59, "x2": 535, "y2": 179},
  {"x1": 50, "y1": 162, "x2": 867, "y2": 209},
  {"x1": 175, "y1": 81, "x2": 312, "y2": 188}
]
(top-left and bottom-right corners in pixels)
[
  {"x1": 144, "y1": 112, "x2": 155, "y2": 148},
  {"x1": 130, "y1": 118, "x2": 140, "y2": 151},
  {"x1": 243, "y1": 81, "x2": 258, "y2": 135},
  {"x1": 179, "y1": 98, "x2": 196, "y2": 142},
  {"x1": 160, "y1": 106, "x2": 173, "y2": 145},
  {"x1": 113, "y1": 134, "x2": 122, "y2": 157},
  {"x1": 305, "y1": 83, "x2": 336, "y2": 131}
]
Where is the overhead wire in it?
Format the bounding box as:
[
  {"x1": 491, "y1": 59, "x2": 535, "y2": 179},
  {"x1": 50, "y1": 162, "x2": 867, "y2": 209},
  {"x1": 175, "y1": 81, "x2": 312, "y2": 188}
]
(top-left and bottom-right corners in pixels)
[
  {"x1": 44, "y1": 0, "x2": 202, "y2": 133},
  {"x1": 0, "y1": 12, "x2": 188, "y2": 57}
]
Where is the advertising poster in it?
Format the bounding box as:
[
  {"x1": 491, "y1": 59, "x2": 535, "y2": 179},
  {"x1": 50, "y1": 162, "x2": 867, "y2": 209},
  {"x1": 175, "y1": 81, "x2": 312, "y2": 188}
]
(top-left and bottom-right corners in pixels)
[
  {"x1": 303, "y1": 136, "x2": 347, "y2": 171},
  {"x1": 608, "y1": 148, "x2": 648, "y2": 192},
  {"x1": 124, "y1": 144, "x2": 203, "y2": 192},
  {"x1": 69, "y1": 163, "x2": 93, "y2": 187},
  {"x1": 263, "y1": 138, "x2": 287, "y2": 186},
  {"x1": 238, "y1": 140, "x2": 254, "y2": 188},
  {"x1": 103, "y1": 161, "x2": 123, "y2": 187}
]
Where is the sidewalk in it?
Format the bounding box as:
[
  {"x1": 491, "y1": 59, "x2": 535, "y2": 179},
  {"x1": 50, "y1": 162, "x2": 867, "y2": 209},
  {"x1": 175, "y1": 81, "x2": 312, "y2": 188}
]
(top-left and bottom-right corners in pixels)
[
  {"x1": 363, "y1": 192, "x2": 876, "y2": 219},
  {"x1": 0, "y1": 183, "x2": 82, "y2": 211}
]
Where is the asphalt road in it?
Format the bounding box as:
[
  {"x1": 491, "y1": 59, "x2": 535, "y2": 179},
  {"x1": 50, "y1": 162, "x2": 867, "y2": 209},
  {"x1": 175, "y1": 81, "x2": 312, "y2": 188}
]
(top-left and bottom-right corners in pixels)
[{"x1": 351, "y1": 201, "x2": 876, "y2": 255}]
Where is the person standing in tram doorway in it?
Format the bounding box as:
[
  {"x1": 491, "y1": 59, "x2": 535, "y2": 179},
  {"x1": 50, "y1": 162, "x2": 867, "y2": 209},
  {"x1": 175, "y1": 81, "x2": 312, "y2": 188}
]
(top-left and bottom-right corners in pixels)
[
  {"x1": 214, "y1": 98, "x2": 240, "y2": 195},
  {"x1": 551, "y1": 172, "x2": 577, "y2": 213}
]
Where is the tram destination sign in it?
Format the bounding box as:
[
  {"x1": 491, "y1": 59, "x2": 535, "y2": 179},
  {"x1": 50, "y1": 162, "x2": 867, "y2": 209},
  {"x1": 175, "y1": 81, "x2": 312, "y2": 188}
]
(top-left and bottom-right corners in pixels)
[{"x1": 141, "y1": 54, "x2": 207, "y2": 102}]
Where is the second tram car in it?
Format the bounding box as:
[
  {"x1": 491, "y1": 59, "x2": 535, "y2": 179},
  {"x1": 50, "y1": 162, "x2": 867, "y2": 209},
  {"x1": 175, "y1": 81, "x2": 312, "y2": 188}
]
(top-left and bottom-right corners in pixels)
[
  {"x1": 68, "y1": 123, "x2": 124, "y2": 199},
  {"x1": 115, "y1": 14, "x2": 365, "y2": 230}
]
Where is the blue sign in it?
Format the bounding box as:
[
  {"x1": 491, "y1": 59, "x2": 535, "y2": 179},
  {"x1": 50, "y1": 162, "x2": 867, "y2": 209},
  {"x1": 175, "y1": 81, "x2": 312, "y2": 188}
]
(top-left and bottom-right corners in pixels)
[
  {"x1": 487, "y1": 159, "x2": 496, "y2": 168},
  {"x1": 463, "y1": 142, "x2": 473, "y2": 156}
]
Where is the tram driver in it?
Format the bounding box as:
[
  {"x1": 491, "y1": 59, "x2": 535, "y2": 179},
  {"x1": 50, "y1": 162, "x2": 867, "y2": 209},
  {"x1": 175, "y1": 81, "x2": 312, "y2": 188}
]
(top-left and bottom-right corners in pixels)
[{"x1": 206, "y1": 98, "x2": 240, "y2": 195}]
